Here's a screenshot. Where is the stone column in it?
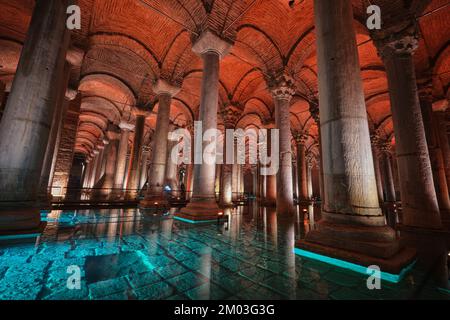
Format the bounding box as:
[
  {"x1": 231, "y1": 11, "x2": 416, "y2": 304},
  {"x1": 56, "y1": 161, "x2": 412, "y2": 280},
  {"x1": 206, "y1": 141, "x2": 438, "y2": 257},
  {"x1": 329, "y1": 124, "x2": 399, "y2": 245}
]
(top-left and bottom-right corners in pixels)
[
  {"x1": 101, "y1": 128, "x2": 120, "y2": 197},
  {"x1": 436, "y1": 112, "x2": 450, "y2": 183},
  {"x1": 262, "y1": 123, "x2": 277, "y2": 206},
  {"x1": 113, "y1": 121, "x2": 133, "y2": 197},
  {"x1": 141, "y1": 80, "x2": 180, "y2": 207},
  {"x1": 380, "y1": 143, "x2": 397, "y2": 203},
  {"x1": 93, "y1": 139, "x2": 108, "y2": 187},
  {"x1": 139, "y1": 146, "x2": 150, "y2": 190},
  {"x1": 419, "y1": 87, "x2": 450, "y2": 212},
  {"x1": 269, "y1": 74, "x2": 295, "y2": 215},
  {"x1": 88, "y1": 149, "x2": 100, "y2": 189},
  {"x1": 82, "y1": 157, "x2": 93, "y2": 189},
  {"x1": 297, "y1": 0, "x2": 413, "y2": 274},
  {"x1": 375, "y1": 25, "x2": 442, "y2": 229},
  {"x1": 370, "y1": 133, "x2": 385, "y2": 203},
  {"x1": 307, "y1": 162, "x2": 313, "y2": 200},
  {"x1": 38, "y1": 62, "x2": 72, "y2": 206},
  {"x1": 220, "y1": 105, "x2": 242, "y2": 206},
  {"x1": 165, "y1": 139, "x2": 179, "y2": 196},
  {"x1": 178, "y1": 31, "x2": 231, "y2": 221},
  {"x1": 435, "y1": 111, "x2": 450, "y2": 189},
  {"x1": 295, "y1": 131, "x2": 309, "y2": 203},
  {"x1": 310, "y1": 103, "x2": 325, "y2": 203},
  {"x1": 0, "y1": 0, "x2": 70, "y2": 232},
  {"x1": 126, "y1": 114, "x2": 145, "y2": 199}
]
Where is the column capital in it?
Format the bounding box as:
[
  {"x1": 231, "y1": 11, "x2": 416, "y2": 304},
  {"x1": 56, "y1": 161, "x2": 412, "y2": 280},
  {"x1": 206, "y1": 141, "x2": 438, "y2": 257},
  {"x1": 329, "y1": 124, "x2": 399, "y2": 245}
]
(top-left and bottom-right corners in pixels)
[
  {"x1": 373, "y1": 23, "x2": 419, "y2": 59},
  {"x1": 119, "y1": 121, "x2": 135, "y2": 132},
  {"x1": 152, "y1": 79, "x2": 181, "y2": 97},
  {"x1": 220, "y1": 103, "x2": 244, "y2": 129},
  {"x1": 192, "y1": 30, "x2": 232, "y2": 58},
  {"x1": 267, "y1": 73, "x2": 296, "y2": 101},
  {"x1": 293, "y1": 130, "x2": 308, "y2": 145},
  {"x1": 380, "y1": 141, "x2": 393, "y2": 154}
]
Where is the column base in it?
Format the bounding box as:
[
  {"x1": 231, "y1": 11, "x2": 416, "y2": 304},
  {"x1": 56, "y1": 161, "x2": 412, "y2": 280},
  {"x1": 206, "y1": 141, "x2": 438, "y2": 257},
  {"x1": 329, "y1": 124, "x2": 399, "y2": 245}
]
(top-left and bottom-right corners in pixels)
[
  {"x1": 296, "y1": 217, "x2": 416, "y2": 275},
  {"x1": 176, "y1": 198, "x2": 222, "y2": 222}
]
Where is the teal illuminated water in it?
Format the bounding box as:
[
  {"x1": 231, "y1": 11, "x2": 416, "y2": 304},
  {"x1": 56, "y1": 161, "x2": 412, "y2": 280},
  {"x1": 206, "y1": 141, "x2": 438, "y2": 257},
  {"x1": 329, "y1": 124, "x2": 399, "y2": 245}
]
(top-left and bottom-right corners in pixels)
[{"x1": 0, "y1": 205, "x2": 449, "y2": 300}]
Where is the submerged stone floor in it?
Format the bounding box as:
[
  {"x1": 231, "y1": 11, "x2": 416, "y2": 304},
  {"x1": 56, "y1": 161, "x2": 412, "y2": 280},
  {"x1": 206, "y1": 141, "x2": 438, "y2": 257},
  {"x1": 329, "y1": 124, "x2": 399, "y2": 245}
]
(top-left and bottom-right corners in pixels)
[{"x1": 0, "y1": 205, "x2": 449, "y2": 300}]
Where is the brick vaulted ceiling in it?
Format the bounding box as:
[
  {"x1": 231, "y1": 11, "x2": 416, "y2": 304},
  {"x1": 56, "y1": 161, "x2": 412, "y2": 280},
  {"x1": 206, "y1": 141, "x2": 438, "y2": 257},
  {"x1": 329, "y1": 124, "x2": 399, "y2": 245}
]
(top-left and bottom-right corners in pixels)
[{"x1": 0, "y1": 0, "x2": 449, "y2": 156}]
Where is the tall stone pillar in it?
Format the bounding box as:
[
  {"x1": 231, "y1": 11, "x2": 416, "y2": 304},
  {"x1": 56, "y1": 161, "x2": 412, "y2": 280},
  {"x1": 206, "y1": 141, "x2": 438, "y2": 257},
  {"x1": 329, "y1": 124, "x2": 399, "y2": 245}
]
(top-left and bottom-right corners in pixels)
[
  {"x1": 93, "y1": 139, "x2": 107, "y2": 187},
  {"x1": 165, "y1": 139, "x2": 179, "y2": 196},
  {"x1": 101, "y1": 128, "x2": 120, "y2": 197},
  {"x1": 295, "y1": 131, "x2": 309, "y2": 203},
  {"x1": 419, "y1": 86, "x2": 450, "y2": 212},
  {"x1": 220, "y1": 105, "x2": 242, "y2": 206},
  {"x1": 82, "y1": 156, "x2": 93, "y2": 189},
  {"x1": 141, "y1": 80, "x2": 180, "y2": 207},
  {"x1": 370, "y1": 133, "x2": 385, "y2": 203},
  {"x1": 113, "y1": 121, "x2": 133, "y2": 196},
  {"x1": 126, "y1": 114, "x2": 145, "y2": 199},
  {"x1": 0, "y1": 0, "x2": 70, "y2": 232},
  {"x1": 263, "y1": 124, "x2": 277, "y2": 206},
  {"x1": 178, "y1": 31, "x2": 231, "y2": 221},
  {"x1": 307, "y1": 161, "x2": 313, "y2": 200},
  {"x1": 297, "y1": 0, "x2": 413, "y2": 274},
  {"x1": 381, "y1": 143, "x2": 397, "y2": 203},
  {"x1": 38, "y1": 62, "x2": 72, "y2": 206},
  {"x1": 434, "y1": 111, "x2": 450, "y2": 189},
  {"x1": 374, "y1": 25, "x2": 442, "y2": 229},
  {"x1": 139, "y1": 146, "x2": 150, "y2": 190},
  {"x1": 310, "y1": 103, "x2": 325, "y2": 203},
  {"x1": 269, "y1": 75, "x2": 296, "y2": 215},
  {"x1": 88, "y1": 149, "x2": 100, "y2": 189}
]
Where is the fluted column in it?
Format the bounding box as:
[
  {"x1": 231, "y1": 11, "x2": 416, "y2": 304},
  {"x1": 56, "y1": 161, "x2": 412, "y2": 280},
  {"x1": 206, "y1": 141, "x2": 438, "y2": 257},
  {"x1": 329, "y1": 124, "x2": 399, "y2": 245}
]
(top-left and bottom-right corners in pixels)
[
  {"x1": 178, "y1": 31, "x2": 231, "y2": 221},
  {"x1": 113, "y1": 121, "x2": 133, "y2": 197},
  {"x1": 419, "y1": 86, "x2": 450, "y2": 212},
  {"x1": 0, "y1": 0, "x2": 70, "y2": 232},
  {"x1": 268, "y1": 74, "x2": 296, "y2": 215},
  {"x1": 374, "y1": 25, "x2": 441, "y2": 229},
  {"x1": 297, "y1": 0, "x2": 413, "y2": 274},
  {"x1": 295, "y1": 131, "x2": 308, "y2": 203},
  {"x1": 141, "y1": 81, "x2": 180, "y2": 207},
  {"x1": 126, "y1": 114, "x2": 145, "y2": 199}
]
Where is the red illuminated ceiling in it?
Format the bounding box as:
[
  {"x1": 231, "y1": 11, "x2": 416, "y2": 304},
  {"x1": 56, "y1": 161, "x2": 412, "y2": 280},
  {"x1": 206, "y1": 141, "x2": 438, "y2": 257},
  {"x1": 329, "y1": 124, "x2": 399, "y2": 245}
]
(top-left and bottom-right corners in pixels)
[{"x1": 0, "y1": 0, "x2": 448, "y2": 156}]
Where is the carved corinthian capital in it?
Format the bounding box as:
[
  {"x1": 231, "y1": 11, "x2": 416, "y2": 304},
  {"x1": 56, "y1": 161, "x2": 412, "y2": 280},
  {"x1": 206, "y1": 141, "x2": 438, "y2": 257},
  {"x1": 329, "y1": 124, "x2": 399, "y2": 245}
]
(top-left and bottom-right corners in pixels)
[
  {"x1": 373, "y1": 23, "x2": 419, "y2": 59},
  {"x1": 267, "y1": 73, "x2": 296, "y2": 101}
]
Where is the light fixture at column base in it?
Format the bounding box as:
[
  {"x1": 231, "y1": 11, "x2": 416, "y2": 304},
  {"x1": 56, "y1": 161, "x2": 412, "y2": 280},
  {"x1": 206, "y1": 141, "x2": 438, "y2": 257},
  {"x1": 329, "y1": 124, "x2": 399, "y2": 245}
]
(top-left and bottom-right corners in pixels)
[
  {"x1": 294, "y1": 245, "x2": 416, "y2": 283},
  {"x1": 176, "y1": 199, "x2": 225, "y2": 223}
]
